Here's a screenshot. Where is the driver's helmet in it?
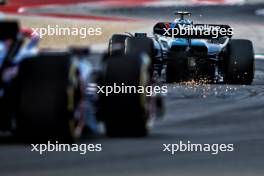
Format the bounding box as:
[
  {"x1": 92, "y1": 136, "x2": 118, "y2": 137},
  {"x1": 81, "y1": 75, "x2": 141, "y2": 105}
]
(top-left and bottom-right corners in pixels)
[
  {"x1": 174, "y1": 18, "x2": 193, "y2": 25},
  {"x1": 173, "y1": 11, "x2": 193, "y2": 25}
]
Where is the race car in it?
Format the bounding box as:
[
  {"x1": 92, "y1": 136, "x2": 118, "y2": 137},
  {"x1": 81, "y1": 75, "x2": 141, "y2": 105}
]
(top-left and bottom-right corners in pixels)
[
  {"x1": 0, "y1": 21, "x2": 82, "y2": 142},
  {"x1": 108, "y1": 12, "x2": 255, "y2": 84},
  {"x1": 0, "y1": 20, "x2": 163, "y2": 143}
]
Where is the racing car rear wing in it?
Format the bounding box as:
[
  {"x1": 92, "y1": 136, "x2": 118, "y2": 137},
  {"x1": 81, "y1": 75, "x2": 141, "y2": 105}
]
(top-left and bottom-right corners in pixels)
[
  {"x1": 0, "y1": 21, "x2": 19, "y2": 40},
  {"x1": 153, "y1": 22, "x2": 233, "y2": 39}
]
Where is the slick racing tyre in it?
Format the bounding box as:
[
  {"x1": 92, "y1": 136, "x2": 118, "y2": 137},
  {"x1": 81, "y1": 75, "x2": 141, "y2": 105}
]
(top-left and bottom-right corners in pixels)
[
  {"x1": 125, "y1": 37, "x2": 154, "y2": 75},
  {"x1": 225, "y1": 39, "x2": 254, "y2": 85},
  {"x1": 166, "y1": 52, "x2": 189, "y2": 83},
  {"x1": 99, "y1": 54, "x2": 150, "y2": 137},
  {"x1": 15, "y1": 53, "x2": 82, "y2": 143},
  {"x1": 125, "y1": 37, "x2": 154, "y2": 62},
  {"x1": 108, "y1": 34, "x2": 129, "y2": 56}
]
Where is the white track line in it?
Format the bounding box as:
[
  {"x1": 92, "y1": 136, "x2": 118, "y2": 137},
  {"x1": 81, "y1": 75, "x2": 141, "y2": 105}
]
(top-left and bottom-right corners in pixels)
[{"x1": 255, "y1": 54, "x2": 264, "y2": 60}]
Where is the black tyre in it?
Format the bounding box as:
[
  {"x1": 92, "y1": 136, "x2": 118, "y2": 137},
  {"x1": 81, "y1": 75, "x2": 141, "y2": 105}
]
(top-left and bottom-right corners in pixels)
[
  {"x1": 108, "y1": 34, "x2": 128, "y2": 56},
  {"x1": 125, "y1": 37, "x2": 154, "y2": 75},
  {"x1": 99, "y1": 54, "x2": 150, "y2": 137},
  {"x1": 125, "y1": 37, "x2": 154, "y2": 60},
  {"x1": 15, "y1": 53, "x2": 82, "y2": 143},
  {"x1": 0, "y1": 96, "x2": 9, "y2": 130},
  {"x1": 225, "y1": 39, "x2": 254, "y2": 85},
  {"x1": 166, "y1": 52, "x2": 189, "y2": 83},
  {"x1": 0, "y1": 84, "x2": 16, "y2": 131}
]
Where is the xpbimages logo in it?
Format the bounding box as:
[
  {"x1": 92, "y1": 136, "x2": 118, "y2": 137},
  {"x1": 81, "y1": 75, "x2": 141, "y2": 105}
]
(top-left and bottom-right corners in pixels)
[
  {"x1": 163, "y1": 141, "x2": 234, "y2": 155},
  {"x1": 31, "y1": 141, "x2": 102, "y2": 155},
  {"x1": 96, "y1": 83, "x2": 168, "y2": 96},
  {"x1": 159, "y1": 23, "x2": 233, "y2": 39},
  {"x1": 32, "y1": 25, "x2": 102, "y2": 38}
]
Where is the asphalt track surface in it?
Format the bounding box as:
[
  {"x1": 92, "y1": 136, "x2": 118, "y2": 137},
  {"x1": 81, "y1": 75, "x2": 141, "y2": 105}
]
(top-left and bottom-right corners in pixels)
[{"x1": 1, "y1": 2, "x2": 264, "y2": 176}]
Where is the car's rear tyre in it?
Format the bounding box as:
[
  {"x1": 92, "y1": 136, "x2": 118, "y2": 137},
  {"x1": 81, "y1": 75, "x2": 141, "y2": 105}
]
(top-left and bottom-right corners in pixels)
[
  {"x1": 125, "y1": 37, "x2": 154, "y2": 76},
  {"x1": 166, "y1": 52, "x2": 189, "y2": 83},
  {"x1": 0, "y1": 96, "x2": 9, "y2": 131},
  {"x1": 108, "y1": 34, "x2": 129, "y2": 56},
  {"x1": 125, "y1": 37, "x2": 154, "y2": 60},
  {"x1": 99, "y1": 54, "x2": 150, "y2": 137},
  {"x1": 15, "y1": 53, "x2": 82, "y2": 143},
  {"x1": 225, "y1": 39, "x2": 254, "y2": 85}
]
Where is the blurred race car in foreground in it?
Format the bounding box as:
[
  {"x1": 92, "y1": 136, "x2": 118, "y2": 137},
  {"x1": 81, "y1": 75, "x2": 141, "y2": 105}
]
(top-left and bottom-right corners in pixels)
[
  {"x1": 0, "y1": 20, "x2": 163, "y2": 143},
  {"x1": 108, "y1": 12, "x2": 255, "y2": 84}
]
